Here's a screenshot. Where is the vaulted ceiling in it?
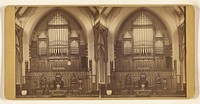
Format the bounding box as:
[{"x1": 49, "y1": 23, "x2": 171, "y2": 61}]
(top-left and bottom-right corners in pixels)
[{"x1": 15, "y1": 6, "x2": 185, "y2": 28}]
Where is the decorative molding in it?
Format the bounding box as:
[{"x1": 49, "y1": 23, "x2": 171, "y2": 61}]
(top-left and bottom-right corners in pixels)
[
  {"x1": 107, "y1": 7, "x2": 122, "y2": 27},
  {"x1": 15, "y1": 7, "x2": 36, "y2": 28},
  {"x1": 79, "y1": 7, "x2": 95, "y2": 26},
  {"x1": 164, "y1": 6, "x2": 185, "y2": 27},
  {"x1": 80, "y1": 7, "x2": 122, "y2": 27}
]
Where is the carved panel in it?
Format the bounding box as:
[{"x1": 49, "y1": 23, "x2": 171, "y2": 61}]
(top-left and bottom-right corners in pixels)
[
  {"x1": 26, "y1": 71, "x2": 91, "y2": 93},
  {"x1": 115, "y1": 40, "x2": 123, "y2": 58},
  {"x1": 112, "y1": 71, "x2": 176, "y2": 91},
  {"x1": 165, "y1": 44, "x2": 172, "y2": 56},
  {"x1": 93, "y1": 22, "x2": 108, "y2": 61},
  {"x1": 166, "y1": 57, "x2": 172, "y2": 69},
  {"x1": 30, "y1": 41, "x2": 37, "y2": 58},
  {"x1": 81, "y1": 57, "x2": 88, "y2": 69}
]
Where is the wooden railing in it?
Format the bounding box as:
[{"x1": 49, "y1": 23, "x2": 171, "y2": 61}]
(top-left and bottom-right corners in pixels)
[
  {"x1": 25, "y1": 71, "x2": 92, "y2": 95},
  {"x1": 110, "y1": 70, "x2": 178, "y2": 94}
]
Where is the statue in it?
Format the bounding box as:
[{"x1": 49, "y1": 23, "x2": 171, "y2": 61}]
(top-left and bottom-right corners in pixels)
[
  {"x1": 155, "y1": 73, "x2": 161, "y2": 83},
  {"x1": 70, "y1": 73, "x2": 77, "y2": 88},
  {"x1": 125, "y1": 74, "x2": 131, "y2": 88},
  {"x1": 155, "y1": 73, "x2": 162, "y2": 90},
  {"x1": 51, "y1": 73, "x2": 66, "y2": 97},
  {"x1": 39, "y1": 74, "x2": 47, "y2": 94},
  {"x1": 162, "y1": 78, "x2": 167, "y2": 90},
  {"x1": 53, "y1": 73, "x2": 64, "y2": 90}
]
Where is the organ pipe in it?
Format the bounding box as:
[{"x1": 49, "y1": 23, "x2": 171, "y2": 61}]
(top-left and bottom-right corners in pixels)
[{"x1": 46, "y1": 12, "x2": 79, "y2": 57}]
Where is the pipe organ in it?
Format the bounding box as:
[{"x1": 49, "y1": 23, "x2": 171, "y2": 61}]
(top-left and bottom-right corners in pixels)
[
  {"x1": 133, "y1": 28, "x2": 154, "y2": 56},
  {"x1": 30, "y1": 11, "x2": 87, "y2": 71},
  {"x1": 113, "y1": 10, "x2": 174, "y2": 94},
  {"x1": 48, "y1": 28, "x2": 69, "y2": 56},
  {"x1": 116, "y1": 10, "x2": 170, "y2": 71},
  {"x1": 27, "y1": 10, "x2": 90, "y2": 95},
  {"x1": 47, "y1": 12, "x2": 69, "y2": 56}
]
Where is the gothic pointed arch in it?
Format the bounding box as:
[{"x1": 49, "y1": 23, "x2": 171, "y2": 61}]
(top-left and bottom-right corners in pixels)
[
  {"x1": 29, "y1": 8, "x2": 88, "y2": 71},
  {"x1": 112, "y1": 8, "x2": 175, "y2": 93},
  {"x1": 115, "y1": 8, "x2": 172, "y2": 71}
]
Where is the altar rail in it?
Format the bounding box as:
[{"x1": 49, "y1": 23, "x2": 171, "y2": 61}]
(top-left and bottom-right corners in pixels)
[
  {"x1": 111, "y1": 71, "x2": 179, "y2": 92},
  {"x1": 25, "y1": 71, "x2": 92, "y2": 95}
]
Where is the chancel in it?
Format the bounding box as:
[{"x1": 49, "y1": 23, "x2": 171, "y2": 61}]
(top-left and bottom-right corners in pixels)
[{"x1": 15, "y1": 6, "x2": 186, "y2": 98}]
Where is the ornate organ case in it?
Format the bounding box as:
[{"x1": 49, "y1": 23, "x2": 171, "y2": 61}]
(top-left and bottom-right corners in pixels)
[
  {"x1": 26, "y1": 10, "x2": 91, "y2": 94},
  {"x1": 111, "y1": 10, "x2": 176, "y2": 94},
  {"x1": 26, "y1": 40, "x2": 90, "y2": 94}
]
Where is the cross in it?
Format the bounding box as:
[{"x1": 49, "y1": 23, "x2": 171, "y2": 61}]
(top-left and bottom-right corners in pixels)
[
  {"x1": 56, "y1": 84, "x2": 61, "y2": 89},
  {"x1": 141, "y1": 84, "x2": 145, "y2": 88}
]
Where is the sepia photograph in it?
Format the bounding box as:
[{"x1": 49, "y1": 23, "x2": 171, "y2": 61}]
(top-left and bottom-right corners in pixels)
[{"x1": 11, "y1": 6, "x2": 190, "y2": 98}]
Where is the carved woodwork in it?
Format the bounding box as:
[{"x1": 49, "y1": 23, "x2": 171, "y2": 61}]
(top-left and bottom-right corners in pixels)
[
  {"x1": 93, "y1": 22, "x2": 108, "y2": 61},
  {"x1": 15, "y1": 25, "x2": 23, "y2": 62},
  {"x1": 15, "y1": 24, "x2": 23, "y2": 92},
  {"x1": 29, "y1": 10, "x2": 88, "y2": 72},
  {"x1": 26, "y1": 10, "x2": 91, "y2": 95},
  {"x1": 53, "y1": 73, "x2": 64, "y2": 90},
  {"x1": 26, "y1": 71, "x2": 91, "y2": 95},
  {"x1": 178, "y1": 22, "x2": 186, "y2": 91},
  {"x1": 111, "y1": 71, "x2": 177, "y2": 94},
  {"x1": 138, "y1": 73, "x2": 148, "y2": 89},
  {"x1": 115, "y1": 10, "x2": 173, "y2": 72},
  {"x1": 155, "y1": 73, "x2": 162, "y2": 90},
  {"x1": 124, "y1": 74, "x2": 132, "y2": 88},
  {"x1": 93, "y1": 22, "x2": 108, "y2": 85}
]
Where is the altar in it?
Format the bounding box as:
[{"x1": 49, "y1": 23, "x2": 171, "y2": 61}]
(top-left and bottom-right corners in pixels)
[{"x1": 135, "y1": 90, "x2": 152, "y2": 97}]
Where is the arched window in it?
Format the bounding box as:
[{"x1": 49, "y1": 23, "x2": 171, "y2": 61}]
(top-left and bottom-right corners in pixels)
[
  {"x1": 123, "y1": 32, "x2": 132, "y2": 55},
  {"x1": 124, "y1": 41, "x2": 132, "y2": 55},
  {"x1": 39, "y1": 41, "x2": 47, "y2": 55},
  {"x1": 70, "y1": 40, "x2": 79, "y2": 54},
  {"x1": 155, "y1": 40, "x2": 163, "y2": 54},
  {"x1": 38, "y1": 31, "x2": 47, "y2": 56}
]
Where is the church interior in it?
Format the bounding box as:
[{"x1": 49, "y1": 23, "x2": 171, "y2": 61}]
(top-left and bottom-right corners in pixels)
[{"x1": 15, "y1": 6, "x2": 186, "y2": 97}]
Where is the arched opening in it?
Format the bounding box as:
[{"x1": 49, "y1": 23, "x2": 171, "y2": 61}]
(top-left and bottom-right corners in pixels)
[
  {"x1": 26, "y1": 8, "x2": 92, "y2": 95},
  {"x1": 30, "y1": 9, "x2": 87, "y2": 71},
  {"x1": 115, "y1": 9, "x2": 172, "y2": 71},
  {"x1": 112, "y1": 8, "x2": 175, "y2": 95}
]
